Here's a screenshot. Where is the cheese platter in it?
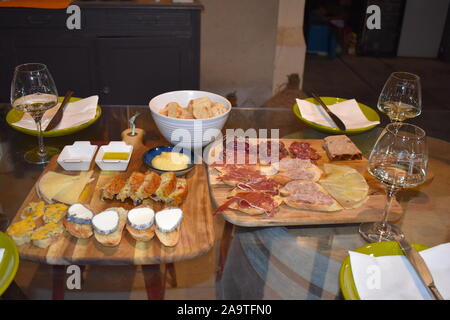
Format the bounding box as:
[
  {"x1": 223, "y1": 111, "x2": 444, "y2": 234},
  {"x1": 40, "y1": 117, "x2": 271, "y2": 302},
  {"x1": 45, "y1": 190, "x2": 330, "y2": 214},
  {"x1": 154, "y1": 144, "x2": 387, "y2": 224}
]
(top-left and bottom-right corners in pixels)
[
  {"x1": 207, "y1": 136, "x2": 403, "y2": 227},
  {"x1": 7, "y1": 128, "x2": 215, "y2": 265}
]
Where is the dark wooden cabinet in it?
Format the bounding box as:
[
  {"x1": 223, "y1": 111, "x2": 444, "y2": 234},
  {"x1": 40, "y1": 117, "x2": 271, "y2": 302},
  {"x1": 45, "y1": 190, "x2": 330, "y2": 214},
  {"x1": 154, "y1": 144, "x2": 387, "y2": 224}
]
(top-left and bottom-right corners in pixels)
[{"x1": 0, "y1": 2, "x2": 202, "y2": 104}]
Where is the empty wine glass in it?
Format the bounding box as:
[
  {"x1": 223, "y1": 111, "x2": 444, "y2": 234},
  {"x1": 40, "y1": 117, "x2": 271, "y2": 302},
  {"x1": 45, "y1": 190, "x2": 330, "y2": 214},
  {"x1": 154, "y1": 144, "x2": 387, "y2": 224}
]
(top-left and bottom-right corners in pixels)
[
  {"x1": 377, "y1": 72, "x2": 422, "y2": 122},
  {"x1": 359, "y1": 123, "x2": 428, "y2": 242},
  {"x1": 11, "y1": 63, "x2": 59, "y2": 164}
]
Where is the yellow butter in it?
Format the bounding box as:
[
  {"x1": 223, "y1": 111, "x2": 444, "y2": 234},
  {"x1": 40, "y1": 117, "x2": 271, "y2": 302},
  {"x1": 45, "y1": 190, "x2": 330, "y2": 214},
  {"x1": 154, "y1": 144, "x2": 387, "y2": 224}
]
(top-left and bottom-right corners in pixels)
[{"x1": 151, "y1": 152, "x2": 190, "y2": 171}]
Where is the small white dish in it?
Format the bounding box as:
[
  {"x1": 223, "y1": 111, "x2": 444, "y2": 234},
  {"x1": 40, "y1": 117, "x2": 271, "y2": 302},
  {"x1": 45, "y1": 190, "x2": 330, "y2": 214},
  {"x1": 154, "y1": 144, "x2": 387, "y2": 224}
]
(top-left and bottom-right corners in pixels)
[
  {"x1": 95, "y1": 141, "x2": 133, "y2": 171},
  {"x1": 57, "y1": 141, "x2": 98, "y2": 171}
]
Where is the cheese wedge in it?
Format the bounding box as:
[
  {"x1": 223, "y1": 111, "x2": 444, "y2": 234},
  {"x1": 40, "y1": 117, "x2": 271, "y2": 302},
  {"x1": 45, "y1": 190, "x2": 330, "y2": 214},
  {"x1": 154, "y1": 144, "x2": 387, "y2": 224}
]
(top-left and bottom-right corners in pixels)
[
  {"x1": 53, "y1": 171, "x2": 94, "y2": 205},
  {"x1": 37, "y1": 172, "x2": 81, "y2": 203},
  {"x1": 319, "y1": 164, "x2": 369, "y2": 209}
]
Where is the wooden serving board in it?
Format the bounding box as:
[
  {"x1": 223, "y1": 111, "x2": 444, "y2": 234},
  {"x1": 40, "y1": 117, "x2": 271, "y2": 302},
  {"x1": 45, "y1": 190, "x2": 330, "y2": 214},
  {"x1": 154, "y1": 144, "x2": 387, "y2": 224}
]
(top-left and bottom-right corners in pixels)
[
  {"x1": 12, "y1": 129, "x2": 215, "y2": 265},
  {"x1": 207, "y1": 138, "x2": 403, "y2": 227}
]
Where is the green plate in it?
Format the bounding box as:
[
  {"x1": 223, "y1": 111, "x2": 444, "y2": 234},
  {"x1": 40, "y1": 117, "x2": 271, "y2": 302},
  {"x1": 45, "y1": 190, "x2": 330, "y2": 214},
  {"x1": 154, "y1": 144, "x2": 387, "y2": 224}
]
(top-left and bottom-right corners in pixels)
[
  {"x1": 6, "y1": 96, "x2": 102, "y2": 137},
  {"x1": 339, "y1": 241, "x2": 429, "y2": 300},
  {"x1": 0, "y1": 232, "x2": 19, "y2": 296},
  {"x1": 293, "y1": 97, "x2": 380, "y2": 135}
]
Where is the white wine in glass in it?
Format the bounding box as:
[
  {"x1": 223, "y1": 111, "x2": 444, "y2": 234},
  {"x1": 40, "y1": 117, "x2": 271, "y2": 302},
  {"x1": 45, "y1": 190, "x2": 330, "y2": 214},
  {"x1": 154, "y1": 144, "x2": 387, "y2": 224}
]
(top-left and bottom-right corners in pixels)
[
  {"x1": 359, "y1": 123, "x2": 428, "y2": 242},
  {"x1": 378, "y1": 72, "x2": 422, "y2": 122},
  {"x1": 11, "y1": 63, "x2": 60, "y2": 164}
]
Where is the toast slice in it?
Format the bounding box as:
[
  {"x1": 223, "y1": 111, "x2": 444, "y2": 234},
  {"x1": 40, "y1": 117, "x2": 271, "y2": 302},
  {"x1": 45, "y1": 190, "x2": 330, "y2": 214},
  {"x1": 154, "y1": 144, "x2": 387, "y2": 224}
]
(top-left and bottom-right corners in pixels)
[
  {"x1": 155, "y1": 226, "x2": 180, "y2": 247},
  {"x1": 63, "y1": 219, "x2": 93, "y2": 239},
  {"x1": 154, "y1": 172, "x2": 177, "y2": 201},
  {"x1": 102, "y1": 175, "x2": 127, "y2": 200},
  {"x1": 93, "y1": 207, "x2": 128, "y2": 247},
  {"x1": 21, "y1": 201, "x2": 46, "y2": 224},
  {"x1": 126, "y1": 206, "x2": 155, "y2": 242},
  {"x1": 126, "y1": 224, "x2": 155, "y2": 242},
  {"x1": 6, "y1": 217, "x2": 36, "y2": 246},
  {"x1": 272, "y1": 158, "x2": 323, "y2": 185},
  {"x1": 117, "y1": 172, "x2": 146, "y2": 202},
  {"x1": 43, "y1": 203, "x2": 68, "y2": 224},
  {"x1": 30, "y1": 222, "x2": 65, "y2": 249},
  {"x1": 163, "y1": 178, "x2": 188, "y2": 205},
  {"x1": 132, "y1": 171, "x2": 161, "y2": 204},
  {"x1": 281, "y1": 181, "x2": 343, "y2": 212}
]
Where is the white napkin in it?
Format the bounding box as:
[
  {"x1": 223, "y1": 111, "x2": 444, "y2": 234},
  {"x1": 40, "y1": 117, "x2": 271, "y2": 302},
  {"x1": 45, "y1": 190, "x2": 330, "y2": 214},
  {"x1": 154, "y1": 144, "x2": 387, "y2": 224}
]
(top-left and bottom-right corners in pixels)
[
  {"x1": 0, "y1": 248, "x2": 4, "y2": 265},
  {"x1": 12, "y1": 95, "x2": 99, "y2": 131},
  {"x1": 349, "y1": 243, "x2": 450, "y2": 300},
  {"x1": 296, "y1": 98, "x2": 380, "y2": 129}
]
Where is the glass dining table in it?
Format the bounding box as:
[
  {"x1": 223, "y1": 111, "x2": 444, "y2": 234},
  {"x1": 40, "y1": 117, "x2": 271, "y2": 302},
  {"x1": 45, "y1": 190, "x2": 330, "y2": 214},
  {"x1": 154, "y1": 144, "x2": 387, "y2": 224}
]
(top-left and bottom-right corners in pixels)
[{"x1": 0, "y1": 104, "x2": 449, "y2": 300}]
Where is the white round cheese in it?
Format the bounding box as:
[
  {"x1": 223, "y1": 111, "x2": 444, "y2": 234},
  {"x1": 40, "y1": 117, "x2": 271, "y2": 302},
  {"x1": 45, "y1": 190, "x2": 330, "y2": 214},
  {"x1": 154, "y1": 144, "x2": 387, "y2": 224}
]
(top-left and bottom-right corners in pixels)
[
  {"x1": 155, "y1": 208, "x2": 183, "y2": 233},
  {"x1": 92, "y1": 210, "x2": 119, "y2": 235},
  {"x1": 127, "y1": 207, "x2": 155, "y2": 230},
  {"x1": 67, "y1": 204, "x2": 93, "y2": 225}
]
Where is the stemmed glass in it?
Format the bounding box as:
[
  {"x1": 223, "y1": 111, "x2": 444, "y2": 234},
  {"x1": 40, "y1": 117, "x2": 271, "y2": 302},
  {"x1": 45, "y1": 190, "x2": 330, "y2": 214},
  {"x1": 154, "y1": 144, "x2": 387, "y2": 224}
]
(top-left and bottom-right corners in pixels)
[
  {"x1": 377, "y1": 72, "x2": 422, "y2": 122},
  {"x1": 359, "y1": 123, "x2": 428, "y2": 242},
  {"x1": 11, "y1": 63, "x2": 60, "y2": 164}
]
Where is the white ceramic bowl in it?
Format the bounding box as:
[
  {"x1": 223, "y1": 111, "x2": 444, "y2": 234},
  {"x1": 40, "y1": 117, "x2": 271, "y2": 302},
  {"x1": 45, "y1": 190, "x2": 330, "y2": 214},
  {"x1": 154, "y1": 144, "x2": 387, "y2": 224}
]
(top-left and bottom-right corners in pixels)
[
  {"x1": 95, "y1": 141, "x2": 133, "y2": 171},
  {"x1": 149, "y1": 90, "x2": 231, "y2": 149},
  {"x1": 57, "y1": 141, "x2": 98, "y2": 171}
]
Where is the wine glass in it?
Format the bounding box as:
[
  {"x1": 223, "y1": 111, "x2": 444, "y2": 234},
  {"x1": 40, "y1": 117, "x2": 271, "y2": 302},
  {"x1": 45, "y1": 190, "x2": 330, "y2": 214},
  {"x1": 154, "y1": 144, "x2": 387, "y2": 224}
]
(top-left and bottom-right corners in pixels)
[
  {"x1": 359, "y1": 123, "x2": 428, "y2": 242},
  {"x1": 11, "y1": 63, "x2": 60, "y2": 164},
  {"x1": 377, "y1": 72, "x2": 422, "y2": 122}
]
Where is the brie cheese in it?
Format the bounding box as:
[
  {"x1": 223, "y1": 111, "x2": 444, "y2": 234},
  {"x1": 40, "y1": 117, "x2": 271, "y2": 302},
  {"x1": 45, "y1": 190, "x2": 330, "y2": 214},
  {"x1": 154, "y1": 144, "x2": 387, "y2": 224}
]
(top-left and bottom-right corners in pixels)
[
  {"x1": 155, "y1": 208, "x2": 183, "y2": 233},
  {"x1": 127, "y1": 207, "x2": 155, "y2": 230},
  {"x1": 67, "y1": 204, "x2": 93, "y2": 225},
  {"x1": 92, "y1": 210, "x2": 119, "y2": 235}
]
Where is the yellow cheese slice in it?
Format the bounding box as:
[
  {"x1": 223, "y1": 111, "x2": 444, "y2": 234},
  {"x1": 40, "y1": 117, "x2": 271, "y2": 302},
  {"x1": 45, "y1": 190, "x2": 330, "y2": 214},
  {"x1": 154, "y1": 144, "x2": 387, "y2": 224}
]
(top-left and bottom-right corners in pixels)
[
  {"x1": 53, "y1": 171, "x2": 94, "y2": 205},
  {"x1": 37, "y1": 172, "x2": 80, "y2": 203},
  {"x1": 319, "y1": 164, "x2": 369, "y2": 209}
]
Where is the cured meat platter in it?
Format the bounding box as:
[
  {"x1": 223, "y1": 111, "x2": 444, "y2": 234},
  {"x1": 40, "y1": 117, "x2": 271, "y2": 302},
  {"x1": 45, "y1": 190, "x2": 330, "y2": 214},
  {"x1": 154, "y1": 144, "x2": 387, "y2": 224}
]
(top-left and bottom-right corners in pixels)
[
  {"x1": 8, "y1": 129, "x2": 215, "y2": 265},
  {"x1": 207, "y1": 138, "x2": 403, "y2": 227}
]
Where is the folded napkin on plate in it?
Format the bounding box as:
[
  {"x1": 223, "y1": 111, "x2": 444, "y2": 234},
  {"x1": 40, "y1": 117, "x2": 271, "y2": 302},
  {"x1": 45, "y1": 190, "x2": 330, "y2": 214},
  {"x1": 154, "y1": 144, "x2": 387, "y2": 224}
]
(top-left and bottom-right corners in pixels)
[
  {"x1": 12, "y1": 95, "x2": 98, "y2": 131},
  {"x1": 349, "y1": 242, "x2": 450, "y2": 300},
  {"x1": 0, "y1": 248, "x2": 4, "y2": 265},
  {"x1": 296, "y1": 98, "x2": 380, "y2": 129}
]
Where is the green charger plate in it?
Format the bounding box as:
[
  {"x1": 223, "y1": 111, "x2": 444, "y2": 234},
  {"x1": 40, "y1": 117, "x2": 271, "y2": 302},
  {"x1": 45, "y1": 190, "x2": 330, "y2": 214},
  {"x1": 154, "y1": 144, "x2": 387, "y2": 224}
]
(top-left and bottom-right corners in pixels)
[
  {"x1": 293, "y1": 97, "x2": 380, "y2": 135},
  {"x1": 6, "y1": 96, "x2": 102, "y2": 137},
  {"x1": 0, "y1": 232, "x2": 19, "y2": 296},
  {"x1": 339, "y1": 241, "x2": 429, "y2": 300}
]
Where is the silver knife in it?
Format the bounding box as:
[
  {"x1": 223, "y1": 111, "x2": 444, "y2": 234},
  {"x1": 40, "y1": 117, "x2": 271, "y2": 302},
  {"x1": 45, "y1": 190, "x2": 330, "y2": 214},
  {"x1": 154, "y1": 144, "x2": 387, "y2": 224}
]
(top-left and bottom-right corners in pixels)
[
  {"x1": 396, "y1": 235, "x2": 444, "y2": 300},
  {"x1": 310, "y1": 93, "x2": 347, "y2": 131}
]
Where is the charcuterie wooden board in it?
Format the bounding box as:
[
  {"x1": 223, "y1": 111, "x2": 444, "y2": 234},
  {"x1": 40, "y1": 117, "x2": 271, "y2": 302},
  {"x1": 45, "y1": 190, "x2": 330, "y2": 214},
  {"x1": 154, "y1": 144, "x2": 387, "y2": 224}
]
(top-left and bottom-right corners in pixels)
[
  {"x1": 11, "y1": 129, "x2": 214, "y2": 265},
  {"x1": 207, "y1": 138, "x2": 403, "y2": 227}
]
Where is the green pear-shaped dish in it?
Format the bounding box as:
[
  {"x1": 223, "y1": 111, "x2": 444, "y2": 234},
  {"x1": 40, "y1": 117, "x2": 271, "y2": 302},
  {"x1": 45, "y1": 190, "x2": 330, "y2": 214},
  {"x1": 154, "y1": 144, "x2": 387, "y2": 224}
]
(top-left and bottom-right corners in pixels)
[
  {"x1": 339, "y1": 241, "x2": 429, "y2": 300},
  {"x1": 293, "y1": 97, "x2": 380, "y2": 135},
  {"x1": 6, "y1": 96, "x2": 102, "y2": 137},
  {"x1": 0, "y1": 232, "x2": 19, "y2": 296}
]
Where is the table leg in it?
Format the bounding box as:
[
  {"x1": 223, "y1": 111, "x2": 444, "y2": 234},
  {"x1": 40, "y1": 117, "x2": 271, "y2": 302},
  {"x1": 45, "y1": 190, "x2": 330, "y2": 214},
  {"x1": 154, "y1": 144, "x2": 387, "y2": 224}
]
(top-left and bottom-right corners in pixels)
[
  {"x1": 165, "y1": 263, "x2": 177, "y2": 288},
  {"x1": 142, "y1": 265, "x2": 165, "y2": 300},
  {"x1": 216, "y1": 221, "x2": 234, "y2": 281},
  {"x1": 52, "y1": 265, "x2": 66, "y2": 300}
]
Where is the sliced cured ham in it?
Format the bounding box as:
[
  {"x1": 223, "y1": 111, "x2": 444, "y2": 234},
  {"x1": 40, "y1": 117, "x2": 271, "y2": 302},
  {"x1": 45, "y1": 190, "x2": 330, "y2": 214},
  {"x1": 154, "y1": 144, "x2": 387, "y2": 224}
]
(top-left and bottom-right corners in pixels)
[
  {"x1": 214, "y1": 192, "x2": 282, "y2": 216},
  {"x1": 216, "y1": 165, "x2": 267, "y2": 186},
  {"x1": 232, "y1": 178, "x2": 279, "y2": 196}
]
